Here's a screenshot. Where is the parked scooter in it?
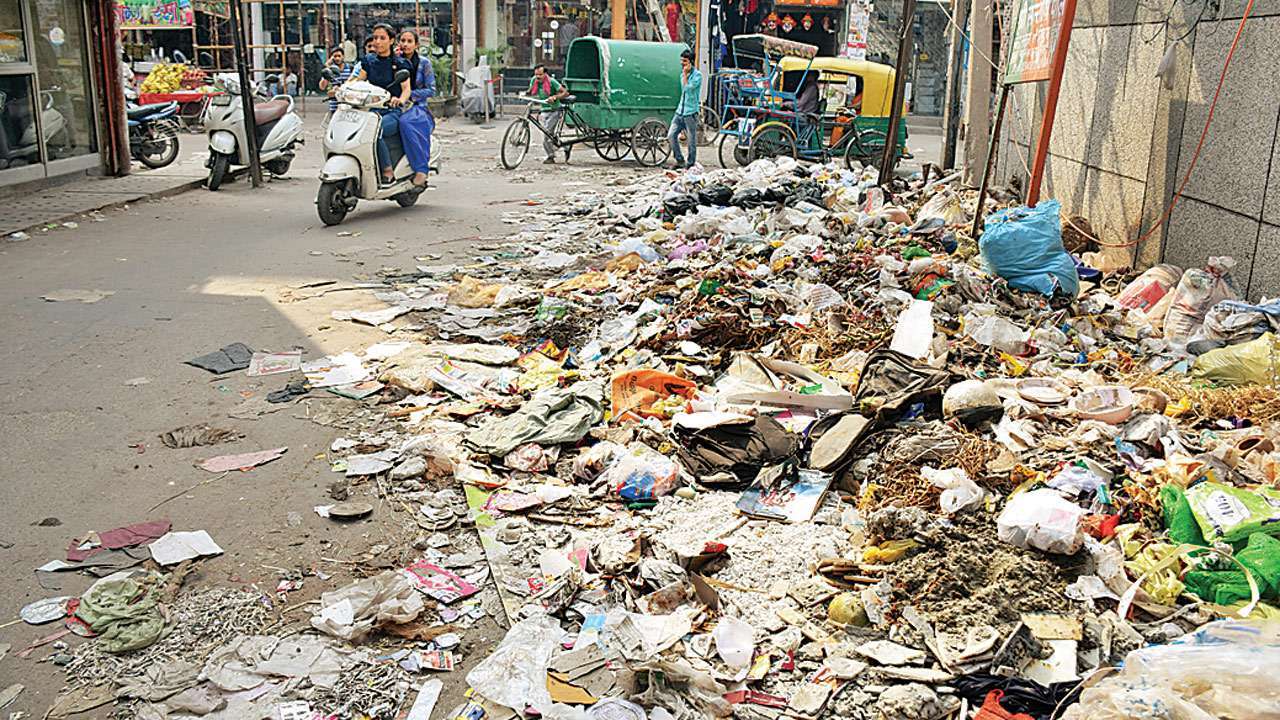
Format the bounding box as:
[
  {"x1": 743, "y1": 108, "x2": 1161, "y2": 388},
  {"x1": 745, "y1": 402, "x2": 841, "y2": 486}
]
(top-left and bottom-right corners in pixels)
[
  {"x1": 126, "y1": 99, "x2": 181, "y2": 169},
  {"x1": 0, "y1": 88, "x2": 69, "y2": 169},
  {"x1": 201, "y1": 73, "x2": 303, "y2": 190},
  {"x1": 315, "y1": 69, "x2": 440, "y2": 226}
]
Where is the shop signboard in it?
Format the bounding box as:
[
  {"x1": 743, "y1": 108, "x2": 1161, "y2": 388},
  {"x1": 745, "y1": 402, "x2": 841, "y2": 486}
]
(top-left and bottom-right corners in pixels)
[
  {"x1": 775, "y1": 0, "x2": 844, "y2": 6},
  {"x1": 115, "y1": 0, "x2": 196, "y2": 28},
  {"x1": 1003, "y1": 0, "x2": 1064, "y2": 84}
]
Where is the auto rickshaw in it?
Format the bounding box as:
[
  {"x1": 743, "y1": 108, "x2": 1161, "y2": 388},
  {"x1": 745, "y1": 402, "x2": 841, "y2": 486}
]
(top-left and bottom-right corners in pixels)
[{"x1": 777, "y1": 55, "x2": 909, "y2": 159}]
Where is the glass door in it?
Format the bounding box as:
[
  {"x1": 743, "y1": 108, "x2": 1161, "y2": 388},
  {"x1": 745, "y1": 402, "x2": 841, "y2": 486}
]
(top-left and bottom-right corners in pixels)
[
  {"x1": 29, "y1": 0, "x2": 98, "y2": 167},
  {"x1": 0, "y1": 0, "x2": 44, "y2": 183}
]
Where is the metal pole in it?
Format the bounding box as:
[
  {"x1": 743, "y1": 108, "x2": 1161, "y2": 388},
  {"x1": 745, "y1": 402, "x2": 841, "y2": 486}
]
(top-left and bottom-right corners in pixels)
[
  {"x1": 612, "y1": 0, "x2": 626, "y2": 39},
  {"x1": 970, "y1": 83, "x2": 1009, "y2": 239},
  {"x1": 940, "y1": 0, "x2": 966, "y2": 171},
  {"x1": 1026, "y1": 0, "x2": 1079, "y2": 206},
  {"x1": 878, "y1": 0, "x2": 916, "y2": 186},
  {"x1": 230, "y1": 0, "x2": 264, "y2": 187}
]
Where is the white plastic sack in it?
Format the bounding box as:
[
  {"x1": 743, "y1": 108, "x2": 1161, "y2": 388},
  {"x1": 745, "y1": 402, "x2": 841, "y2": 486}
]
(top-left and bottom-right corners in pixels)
[
  {"x1": 997, "y1": 488, "x2": 1084, "y2": 554},
  {"x1": 712, "y1": 615, "x2": 755, "y2": 669},
  {"x1": 1163, "y1": 257, "x2": 1239, "y2": 344}
]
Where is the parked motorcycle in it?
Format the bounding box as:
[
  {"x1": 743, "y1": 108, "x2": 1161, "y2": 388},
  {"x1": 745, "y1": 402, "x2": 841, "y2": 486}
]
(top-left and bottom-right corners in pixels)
[
  {"x1": 315, "y1": 69, "x2": 439, "y2": 226},
  {"x1": 126, "y1": 100, "x2": 181, "y2": 169},
  {"x1": 201, "y1": 73, "x2": 303, "y2": 190}
]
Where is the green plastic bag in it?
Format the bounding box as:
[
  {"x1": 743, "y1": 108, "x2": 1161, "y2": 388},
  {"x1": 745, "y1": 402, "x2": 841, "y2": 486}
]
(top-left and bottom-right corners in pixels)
[
  {"x1": 1185, "y1": 481, "x2": 1280, "y2": 544},
  {"x1": 1161, "y1": 485, "x2": 1208, "y2": 546},
  {"x1": 1190, "y1": 332, "x2": 1279, "y2": 386},
  {"x1": 1185, "y1": 533, "x2": 1280, "y2": 605}
]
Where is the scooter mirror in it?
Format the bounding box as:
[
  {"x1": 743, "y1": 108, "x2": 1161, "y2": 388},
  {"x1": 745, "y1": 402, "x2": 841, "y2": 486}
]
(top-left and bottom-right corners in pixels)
[
  {"x1": 199, "y1": 52, "x2": 214, "y2": 67},
  {"x1": 264, "y1": 74, "x2": 280, "y2": 85},
  {"x1": 320, "y1": 67, "x2": 337, "y2": 81},
  {"x1": 394, "y1": 69, "x2": 410, "y2": 83}
]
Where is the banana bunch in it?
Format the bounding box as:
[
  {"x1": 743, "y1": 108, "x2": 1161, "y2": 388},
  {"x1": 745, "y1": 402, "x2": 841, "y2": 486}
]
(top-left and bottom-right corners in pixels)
[{"x1": 140, "y1": 63, "x2": 189, "y2": 93}]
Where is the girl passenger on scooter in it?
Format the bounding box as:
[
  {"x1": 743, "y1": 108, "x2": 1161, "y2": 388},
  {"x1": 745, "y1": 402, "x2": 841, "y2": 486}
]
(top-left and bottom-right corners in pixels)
[
  {"x1": 396, "y1": 29, "x2": 436, "y2": 189},
  {"x1": 353, "y1": 23, "x2": 411, "y2": 185}
]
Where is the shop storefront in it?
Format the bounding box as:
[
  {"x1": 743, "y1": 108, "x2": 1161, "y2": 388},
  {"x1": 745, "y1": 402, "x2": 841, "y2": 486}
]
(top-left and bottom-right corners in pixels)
[
  {"x1": 1, "y1": 0, "x2": 106, "y2": 186},
  {"x1": 716, "y1": 0, "x2": 848, "y2": 60},
  {"x1": 499, "y1": 0, "x2": 698, "y2": 73}
]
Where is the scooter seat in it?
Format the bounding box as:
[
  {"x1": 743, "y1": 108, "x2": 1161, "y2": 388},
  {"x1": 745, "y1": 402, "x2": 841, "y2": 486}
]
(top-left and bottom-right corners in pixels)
[
  {"x1": 253, "y1": 99, "x2": 290, "y2": 126},
  {"x1": 127, "y1": 102, "x2": 177, "y2": 120}
]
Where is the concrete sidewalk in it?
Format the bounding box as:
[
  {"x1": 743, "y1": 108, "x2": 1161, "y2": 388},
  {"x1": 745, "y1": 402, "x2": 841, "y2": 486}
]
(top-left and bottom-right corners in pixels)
[{"x1": 1, "y1": 130, "x2": 217, "y2": 238}]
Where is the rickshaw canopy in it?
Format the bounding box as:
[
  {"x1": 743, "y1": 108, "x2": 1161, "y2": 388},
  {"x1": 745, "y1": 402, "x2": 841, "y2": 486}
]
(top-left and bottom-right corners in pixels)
[
  {"x1": 778, "y1": 56, "x2": 900, "y2": 118},
  {"x1": 731, "y1": 33, "x2": 818, "y2": 60},
  {"x1": 562, "y1": 36, "x2": 688, "y2": 130}
]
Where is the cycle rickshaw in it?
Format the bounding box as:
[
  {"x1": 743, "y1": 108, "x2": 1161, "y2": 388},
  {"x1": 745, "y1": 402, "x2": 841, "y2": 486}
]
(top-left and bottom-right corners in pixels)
[{"x1": 501, "y1": 37, "x2": 690, "y2": 168}]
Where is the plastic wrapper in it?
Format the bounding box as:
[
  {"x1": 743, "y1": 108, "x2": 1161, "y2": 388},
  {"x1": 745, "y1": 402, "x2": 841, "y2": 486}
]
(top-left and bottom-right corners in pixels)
[
  {"x1": 1163, "y1": 257, "x2": 1239, "y2": 344},
  {"x1": 603, "y1": 443, "x2": 679, "y2": 500},
  {"x1": 1184, "y1": 481, "x2": 1280, "y2": 544},
  {"x1": 997, "y1": 488, "x2": 1085, "y2": 554},
  {"x1": 1190, "y1": 332, "x2": 1279, "y2": 386},
  {"x1": 979, "y1": 200, "x2": 1080, "y2": 297},
  {"x1": 573, "y1": 441, "x2": 624, "y2": 481},
  {"x1": 310, "y1": 571, "x2": 425, "y2": 642},
  {"x1": 916, "y1": 190, "x2": 966, "y2": 226},
  {"x1": 466, "y1": 613, "x2": 563, "y2": 714},
  {"x1": 921, "y1": 466, "x2": 984, "y2": 514},
  {"x1": 1061, "y1": 620, "x2": 1280, "y2": 720}
]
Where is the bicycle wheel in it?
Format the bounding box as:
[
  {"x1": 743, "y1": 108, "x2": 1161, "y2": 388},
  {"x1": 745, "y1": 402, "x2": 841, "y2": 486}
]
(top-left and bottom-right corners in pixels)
[
  {"x1": 630, "y1": 117, "x2": 671, "y2": 167},
  {"x1": 593, "y1": 131, "x2": 631, "y2": 161},
  {"x1": 695, "y1": 104, "x2": 721, "y2": 147},
  {"x1": 749, "y1": 122, "x2": 797, "y2": 162},
  {"x1": 500, "y1": 117, "x2": 532, "y2": 169},
  {"x1": 844, "y1": 129, "x2": 888, "y2": 170},
  {"x1": 718, "y1": 131, "x2": 749, "y2": 168}
]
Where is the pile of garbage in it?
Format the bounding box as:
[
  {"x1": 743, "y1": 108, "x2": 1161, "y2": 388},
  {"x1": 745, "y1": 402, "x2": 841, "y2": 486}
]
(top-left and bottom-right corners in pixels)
[{"x1": 25, "y1": 157, "x2": 1280, "y2": 719}]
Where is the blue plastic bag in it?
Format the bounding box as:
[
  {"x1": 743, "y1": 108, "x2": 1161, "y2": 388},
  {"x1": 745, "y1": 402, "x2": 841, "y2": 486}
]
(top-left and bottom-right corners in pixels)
[{"x1": 979, "y1": 200, "x2": 1080, "y2": 298}]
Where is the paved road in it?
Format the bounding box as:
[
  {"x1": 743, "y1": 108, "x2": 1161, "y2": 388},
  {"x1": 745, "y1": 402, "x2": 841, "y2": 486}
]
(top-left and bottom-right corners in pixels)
[{"x1": 0, "y1": 111, "x2": 943, "y2": 716}]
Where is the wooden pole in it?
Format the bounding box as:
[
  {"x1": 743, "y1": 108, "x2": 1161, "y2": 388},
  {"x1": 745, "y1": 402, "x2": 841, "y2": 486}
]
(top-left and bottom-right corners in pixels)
[
  {"x1": 612, "y1": 0, "x2": 626, "y2": 39},
  {"x1": 961, "y1": 0, "x2": 991, "y2": 184},
  {"x1": 970, "y1": 83, "x2": 1009, "y2": 238},
  {"x1": 878, "y1": 0, "x2": 916, "y2": 186},
  {"x1": 1026, "y1": 0, "x2": 1079, "y2": 206},
  {"x1": 230, "y1": 0, "x2": 263, "y2": 187},
  {"x1": 940, "y1": 0, "x2": 966, "y2": 171}
]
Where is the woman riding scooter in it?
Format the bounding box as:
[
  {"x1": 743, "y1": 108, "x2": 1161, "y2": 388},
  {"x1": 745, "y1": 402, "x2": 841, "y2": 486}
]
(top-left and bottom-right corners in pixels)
[
  {"x1": 353, "y1": 23, "x2": 411, "y2": 185},
  {"x1": 396, "y1": 29, "x2": 436, "y2": 189}
]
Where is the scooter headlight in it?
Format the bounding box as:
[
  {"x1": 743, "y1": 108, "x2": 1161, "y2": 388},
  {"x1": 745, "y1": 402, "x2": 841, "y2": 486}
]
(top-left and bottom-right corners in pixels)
[{"x1": 335, "y1": 85, "x2": 369, "y2": 106}]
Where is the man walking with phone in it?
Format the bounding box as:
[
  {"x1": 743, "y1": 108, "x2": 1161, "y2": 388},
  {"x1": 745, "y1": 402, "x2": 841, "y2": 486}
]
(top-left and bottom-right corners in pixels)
[{"x1": 666, "y1": 49, "x2": 701, "y2": 169}]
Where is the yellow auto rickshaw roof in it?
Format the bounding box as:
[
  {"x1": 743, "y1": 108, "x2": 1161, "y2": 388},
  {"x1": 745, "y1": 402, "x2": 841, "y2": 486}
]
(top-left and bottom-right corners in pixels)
[{"x1": 777, "y1": 56, "x2": 895, "y2": 82}]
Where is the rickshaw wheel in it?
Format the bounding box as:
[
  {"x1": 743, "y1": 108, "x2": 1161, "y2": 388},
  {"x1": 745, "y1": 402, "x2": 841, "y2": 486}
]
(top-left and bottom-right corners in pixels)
[
  {"x1": 844, "y1": 130, "x2": 889, "y2": 170},
  {"x1": 593, "y1": 131, "x2": 631, "y2": 162},
  {"x1": 631, "y1": 117, "x2": 671, "y2": 167},
  {"x1": 749, "y1": 122, "x2": 798, "y2": 162},
  {"x1": 693, "y1": 104, "x2": 721, "y2": 147},
  {"x1": 718, "y1": 132, "x2": 749, "y2": 168},
  {"x1": 500, "y1": 117, "x2": 532, "y2": 170}
]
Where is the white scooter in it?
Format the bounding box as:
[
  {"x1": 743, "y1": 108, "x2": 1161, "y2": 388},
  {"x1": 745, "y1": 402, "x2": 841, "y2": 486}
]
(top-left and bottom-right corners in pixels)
[
  {"x1": 202, "y1": 73, "x2": 303, "y2": 190},
  {"x1": 316, "y1": 70, "x2": 439, "y2": 226}
]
